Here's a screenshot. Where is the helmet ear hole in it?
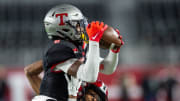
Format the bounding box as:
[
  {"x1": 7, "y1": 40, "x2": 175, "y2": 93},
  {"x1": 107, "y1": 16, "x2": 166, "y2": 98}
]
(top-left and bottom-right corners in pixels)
[
  {"x1": 52, "y1": 11, "x2": 55, "y2": 16},
  {"x1": 62, "y1": 29, "x2": 70, "y2": 32},
  {"x1": 45, "y1": 23, "x2": 49, "y2": 26}
]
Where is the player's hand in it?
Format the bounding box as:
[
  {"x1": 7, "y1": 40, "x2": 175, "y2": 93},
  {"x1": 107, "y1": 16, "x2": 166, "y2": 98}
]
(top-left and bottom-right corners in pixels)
[
  {"x1": 65, "y1": 75, "x2": 81, "y2": 96},
  {"x1": 110, "y1": 29, "x2": 124, "y2": 53},
  {"x1": 86, "y1": 21, "x2": 108, "y2": 42}
]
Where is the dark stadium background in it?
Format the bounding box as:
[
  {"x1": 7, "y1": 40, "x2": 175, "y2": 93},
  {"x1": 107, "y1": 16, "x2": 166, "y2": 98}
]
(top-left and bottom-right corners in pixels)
[{"x1": 0, "y1": 0, "x2": 179, "y2": 101}]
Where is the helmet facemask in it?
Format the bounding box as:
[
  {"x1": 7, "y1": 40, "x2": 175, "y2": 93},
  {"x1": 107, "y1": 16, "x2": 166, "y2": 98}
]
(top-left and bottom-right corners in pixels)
[{"x1": 67, "y1": 18, "x2": 89, "y2": 43}]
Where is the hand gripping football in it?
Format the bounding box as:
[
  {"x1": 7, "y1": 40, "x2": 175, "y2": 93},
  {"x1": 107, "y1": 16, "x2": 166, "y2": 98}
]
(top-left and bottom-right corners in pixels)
[{"x1": 100, "y1": 27, "x2": 122, "y2": 49}]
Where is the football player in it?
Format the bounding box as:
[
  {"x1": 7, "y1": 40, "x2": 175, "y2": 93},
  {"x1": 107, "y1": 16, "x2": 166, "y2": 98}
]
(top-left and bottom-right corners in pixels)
[{"x1": 24, "y1": 4, "x2": 124, "y2": 101}]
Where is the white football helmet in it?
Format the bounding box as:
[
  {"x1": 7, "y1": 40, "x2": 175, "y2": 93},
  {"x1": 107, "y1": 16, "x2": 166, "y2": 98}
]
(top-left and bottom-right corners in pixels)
[{"x1": 44, "y1": 4, "x2": 88, "y2": 42}]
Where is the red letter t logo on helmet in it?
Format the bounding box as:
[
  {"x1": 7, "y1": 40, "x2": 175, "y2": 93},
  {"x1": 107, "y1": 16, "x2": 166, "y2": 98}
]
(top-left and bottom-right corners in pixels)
[{"x1": 56, "y1": 13, "x2": 68, "y2": 25}]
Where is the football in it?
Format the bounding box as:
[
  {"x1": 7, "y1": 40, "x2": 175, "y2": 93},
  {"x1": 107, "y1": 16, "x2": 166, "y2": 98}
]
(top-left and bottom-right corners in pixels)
[
  {"x1": 100, "y1": 26, "x2": 121, "y2": 49},
  {"x1": 99, "y1": 39, "x2": 112, "y2": 49}
]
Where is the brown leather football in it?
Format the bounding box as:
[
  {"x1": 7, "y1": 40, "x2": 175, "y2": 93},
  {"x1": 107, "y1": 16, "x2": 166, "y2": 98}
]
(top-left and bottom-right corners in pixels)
[{"x1": 100, "y1": 27, "x2": 121, "y2": 49}]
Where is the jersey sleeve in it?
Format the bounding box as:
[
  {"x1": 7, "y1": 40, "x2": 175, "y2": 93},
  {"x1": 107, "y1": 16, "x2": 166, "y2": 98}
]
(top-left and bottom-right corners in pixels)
[{"x1": 43, "y1": 43, "x2": 76, "y2": 71}]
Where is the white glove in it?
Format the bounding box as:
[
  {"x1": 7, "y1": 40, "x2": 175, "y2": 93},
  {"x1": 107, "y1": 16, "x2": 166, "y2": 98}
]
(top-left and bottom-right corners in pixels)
[{"x1": 64, "y1": 74, "x2": 82, "y2": 96}]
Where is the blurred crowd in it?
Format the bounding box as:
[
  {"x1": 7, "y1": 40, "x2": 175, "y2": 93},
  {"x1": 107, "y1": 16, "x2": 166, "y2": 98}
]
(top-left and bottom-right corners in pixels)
[{"x1": 118, "y1": 67, "x2": 180, "y2": 101}]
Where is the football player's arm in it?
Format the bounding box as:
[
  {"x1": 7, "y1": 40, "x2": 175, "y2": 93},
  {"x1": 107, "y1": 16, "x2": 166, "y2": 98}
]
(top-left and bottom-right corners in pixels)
[
  {"x1": 24, "y1": 60, "x2": 43, "y2": 95},
  {"x1": 75, "y1": 21, "x2": 108, "y2": 82},
  {"x1": 99, "y1": 44, "x2": 119, "y2": 74},
  {"x1": 99, "y1": 28, "x2": 124, "y2": 75},
  {"x1": 75, "y1": 41, "x2": 100, "y2": 82}
]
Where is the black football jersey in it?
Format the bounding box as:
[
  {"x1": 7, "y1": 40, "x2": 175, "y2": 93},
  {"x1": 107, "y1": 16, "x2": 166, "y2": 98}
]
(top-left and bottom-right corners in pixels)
[{"x1": 40, "y1": 40, "x2": 87, "y2": 101}]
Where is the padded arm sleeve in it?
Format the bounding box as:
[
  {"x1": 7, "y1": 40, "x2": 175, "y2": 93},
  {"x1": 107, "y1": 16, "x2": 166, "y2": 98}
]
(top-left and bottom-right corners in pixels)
[{"x1": 76, "y1": 41, "x2": 100, "y2": 82}]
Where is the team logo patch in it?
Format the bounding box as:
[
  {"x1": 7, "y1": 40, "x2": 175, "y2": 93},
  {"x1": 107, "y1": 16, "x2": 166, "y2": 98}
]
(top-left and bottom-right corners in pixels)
[{"x1": 56, "y1": 13, "x2": 68, "y2": 25}]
